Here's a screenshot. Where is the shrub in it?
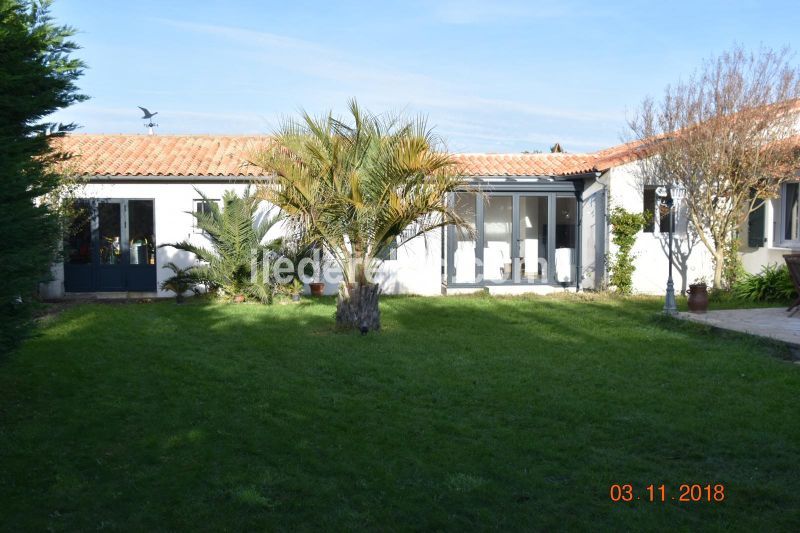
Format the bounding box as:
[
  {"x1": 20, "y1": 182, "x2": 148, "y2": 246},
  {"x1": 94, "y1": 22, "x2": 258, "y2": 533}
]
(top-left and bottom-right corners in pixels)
[
  {"x1": 722, "y1": 235, "x2": 747, "y2": 290},
  {"x1": 608, "y1": 207, "x2": 648, "y2": 295},
  {"x1": 161, "y1": 188, "x2": 282, "y2": 303},
  {"x1": 732, "y1": 263, "x2": 797, "y2": 302},
  {"x1": 159, "y1": 262, "x2": 199, "y2": 303}
]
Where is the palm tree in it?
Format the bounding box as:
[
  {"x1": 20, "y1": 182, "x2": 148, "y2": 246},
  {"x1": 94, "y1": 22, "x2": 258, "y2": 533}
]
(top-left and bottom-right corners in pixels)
[
  {"x1": 161, "y1": 188, "x2": 282, "y2": 303},
  {"x1": 250, "y1": 100, "x2": 467, "y2": 331},
  {"x1": 159, "y1": 262, "x2": 198, "y2": 303}
]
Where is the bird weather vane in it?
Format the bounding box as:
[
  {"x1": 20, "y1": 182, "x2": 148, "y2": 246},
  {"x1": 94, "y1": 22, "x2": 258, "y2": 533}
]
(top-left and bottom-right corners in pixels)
[{"x1": 138, "y1": 106, "x2": 159, "y2": 135}]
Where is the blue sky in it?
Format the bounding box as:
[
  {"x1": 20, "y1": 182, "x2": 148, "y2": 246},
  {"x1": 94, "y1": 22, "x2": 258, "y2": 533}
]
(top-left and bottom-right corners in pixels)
[{"x1": 49, "y1": 0, "x2": 800, "y2": 153}]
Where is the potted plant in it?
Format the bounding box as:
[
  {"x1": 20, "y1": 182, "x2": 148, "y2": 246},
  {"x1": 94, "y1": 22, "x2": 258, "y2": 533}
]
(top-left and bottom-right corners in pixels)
[
  {"x1": 687, "y1": 277, "x2": 709, "y2": 313},
  {"x1": 309, "y1": 252, "x2": 326, "y2": 297},
  {"x1": 307, "y1": 241, "x2": 326, "y2": 296},
  {"x1": 287, "y1": 279, "x2": 304, "y2": 302}
]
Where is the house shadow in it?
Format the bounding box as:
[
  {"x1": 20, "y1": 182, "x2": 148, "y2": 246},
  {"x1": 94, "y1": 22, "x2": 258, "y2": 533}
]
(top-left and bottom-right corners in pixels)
[
  {"x1": 655, "y1": 227, "x2": 700, "y2": 295},
  {"x1": 631, "y1": 167, "x2": 701, "y2": 296}
]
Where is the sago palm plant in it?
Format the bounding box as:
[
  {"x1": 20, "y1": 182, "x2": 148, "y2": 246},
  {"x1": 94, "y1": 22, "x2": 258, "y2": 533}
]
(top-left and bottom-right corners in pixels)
[
  {"x1": 250, "y1": 100, "x2": 468, "y2": 330},
  {"x1": 159, "y1": 262, "x2": 199, "y2": 303},
  {"x1": 162, "y1": 188, "x2": 282, "y2": 303}
]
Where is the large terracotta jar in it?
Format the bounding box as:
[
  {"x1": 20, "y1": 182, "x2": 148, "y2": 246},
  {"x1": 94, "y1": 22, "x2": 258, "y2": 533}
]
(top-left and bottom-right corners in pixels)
[
  {"x1": 309, "y1": 282, "x2": 325, "y2": 297},
  {"x1": 687, "y1": 283, "x2": 709, "y2": 313}
]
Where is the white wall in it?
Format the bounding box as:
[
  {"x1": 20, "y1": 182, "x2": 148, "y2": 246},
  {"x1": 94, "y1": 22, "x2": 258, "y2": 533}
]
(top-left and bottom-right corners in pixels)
[
  {"x1": 41, "y1": 179, "x2": 444, "y2": 299},
  {"x1": 580, "y1": 178, "x2": 605, "y2": 290},
  {"x1": 740, "y1": 197, "x2": 800, "y2": 273},
  {"x1": 375, "y1": 230, "x2": 443, "y2": 296},
  {"x1": 605, "y1": 163, "x2": 716, "y2": 294},
  {"x1": 605, "y1": 163, "x2": 800, "y2": 293}
]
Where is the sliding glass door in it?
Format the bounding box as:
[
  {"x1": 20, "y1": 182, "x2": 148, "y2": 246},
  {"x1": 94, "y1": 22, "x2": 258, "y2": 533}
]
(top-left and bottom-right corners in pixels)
[
  {"x1": 518, "y1": 195, "x2": 549, "y2": 283},
  {"x1": 554, "y1": 196, "x2": 577, "y2": 284},
  {"x1": 483, "y1": 195, "x2": 513, "y2": 282},
  {"x1": 452, "y1": 192, "x2": 477, "y2": 284},
  {"x1": 447, "y1": 191, "x2": 577, "y2": 287}
]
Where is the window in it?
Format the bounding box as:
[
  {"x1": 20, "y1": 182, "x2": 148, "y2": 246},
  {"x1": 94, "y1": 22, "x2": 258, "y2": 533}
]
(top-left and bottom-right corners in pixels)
[
  {"x1": 452, "y1": 192, "x2": 477, "y2": 283},
  {"x1": 781, "y1": 182, "x2": 800, "y2": 243},
  {"x1": 129, "y1": 200, "x2": 155, "y2": 265},
  {"x1": 193, "y1": 199, "x2": 219, "y2": 233},
  {"x1": 98, "y1": 202, "x2": 121, "y2": 265},
  {"x1": 376, "y1": 237, "x2": 398, "y2": 261},
  {"x1": 642, "y1": 186, "x2": 672, "y2": 234},
  {"x1": 64, "y1": 200, "x2": 93, "y2": 264}
]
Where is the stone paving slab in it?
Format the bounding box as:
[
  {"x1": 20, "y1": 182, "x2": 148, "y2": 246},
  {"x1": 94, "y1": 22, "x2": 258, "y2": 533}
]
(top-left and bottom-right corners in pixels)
[{"x1": 676, "y1": 307, "x2": 800, "y2": 347}]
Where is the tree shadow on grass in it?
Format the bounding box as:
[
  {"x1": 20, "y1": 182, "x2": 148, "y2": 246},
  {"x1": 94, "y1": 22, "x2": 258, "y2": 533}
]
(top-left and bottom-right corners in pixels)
[{"x1": 3, "y1": 294, "x2": 800, "y2": 531}]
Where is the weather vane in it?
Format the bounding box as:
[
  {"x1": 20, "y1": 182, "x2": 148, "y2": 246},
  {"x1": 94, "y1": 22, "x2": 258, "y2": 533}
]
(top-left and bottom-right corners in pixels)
[{"x1": 138, "y1": 106, "x2": 159, "y2": 135}]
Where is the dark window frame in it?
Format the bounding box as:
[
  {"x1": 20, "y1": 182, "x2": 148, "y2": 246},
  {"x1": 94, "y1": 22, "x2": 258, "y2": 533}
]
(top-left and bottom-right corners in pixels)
[
  {"x1": 642, "y1": 185, "x2": 673, "y2": 234},
  {"x1": 193, "y1": 198, "x2": 221, "y2": 234},
  {"x1": 780, "y1": 182, "x2": 800, "y2": 245}
]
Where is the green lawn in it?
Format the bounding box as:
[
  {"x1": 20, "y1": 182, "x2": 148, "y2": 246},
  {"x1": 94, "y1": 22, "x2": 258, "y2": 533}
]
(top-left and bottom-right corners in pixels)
[{"x1": 2, "y1": 294, "x2": 799, "y2": 531}]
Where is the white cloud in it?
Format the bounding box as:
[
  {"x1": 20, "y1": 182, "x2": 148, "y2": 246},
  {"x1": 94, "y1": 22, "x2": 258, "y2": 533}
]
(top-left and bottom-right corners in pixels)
[{"x1": 52, "y1": 16, "x2": 624, "y2": 149}]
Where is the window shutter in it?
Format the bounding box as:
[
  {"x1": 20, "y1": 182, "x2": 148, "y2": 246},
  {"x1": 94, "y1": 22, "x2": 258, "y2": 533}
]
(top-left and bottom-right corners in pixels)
[
  {"x1": 747, "y1": 200, "x2": 765, "y2": 248},
  {"x1": 642, "y1": 187, "x2": 655, "y2": 232}
]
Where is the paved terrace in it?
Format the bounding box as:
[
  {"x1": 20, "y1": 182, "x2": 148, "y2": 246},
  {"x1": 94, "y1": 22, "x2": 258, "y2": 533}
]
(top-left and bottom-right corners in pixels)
[{"x1": 677, "y1": 307, "x2": 800, "y2": 354}]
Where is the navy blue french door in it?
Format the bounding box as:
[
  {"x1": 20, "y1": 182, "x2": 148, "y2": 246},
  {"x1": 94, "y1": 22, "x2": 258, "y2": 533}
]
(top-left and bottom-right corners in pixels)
[{"x1": 64, "y1": 199, "x2": 157, "y2": 292}]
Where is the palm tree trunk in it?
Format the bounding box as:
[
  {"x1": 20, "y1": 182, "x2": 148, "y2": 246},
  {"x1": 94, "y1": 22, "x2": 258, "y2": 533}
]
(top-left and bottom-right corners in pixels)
[{"x1": 336, "y1": 283, "x2": 381, "y2": 331}]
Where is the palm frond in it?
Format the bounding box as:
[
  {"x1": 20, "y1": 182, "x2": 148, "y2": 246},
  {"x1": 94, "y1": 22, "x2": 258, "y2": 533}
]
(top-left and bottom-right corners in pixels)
[
  {"x1": 250, "y1": 99, "x2": 468, "y2": 284},
  {"x1": 160, "y1": 187, "x2": 279, "y2": 303}
]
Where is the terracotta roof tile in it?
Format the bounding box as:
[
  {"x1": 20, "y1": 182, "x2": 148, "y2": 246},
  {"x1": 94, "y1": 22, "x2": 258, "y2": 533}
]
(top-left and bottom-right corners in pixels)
[
  {"x1": 55, "y1": 134, "x2": 605, "y2": 178},
  {"x1": 54, "y1": 135, "x2": 269, "y2": 177},
  {"x1": 450, "y1": 152, "x2": 599, "y2": 176},
  {"x1": 53, "y1": 100, "x2": 800, "y2": 178}
]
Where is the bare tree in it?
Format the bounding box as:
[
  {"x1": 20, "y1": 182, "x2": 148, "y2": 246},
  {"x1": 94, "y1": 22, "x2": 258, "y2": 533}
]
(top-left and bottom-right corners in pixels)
[{"x1": 629, "y1": 45, "x2": 800, "y2": 288}]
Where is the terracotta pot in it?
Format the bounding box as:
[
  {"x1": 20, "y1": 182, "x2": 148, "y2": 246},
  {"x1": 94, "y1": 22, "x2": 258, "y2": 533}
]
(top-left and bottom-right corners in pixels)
[
  {"x1": 233, "y1": 294, "x2": 246, "y2": 303},
  {"x1": 309, "y1": 282, "x2": 325, "y2": 297},
  {"x1": 687, "y1": 283, "x2": 709, "y2": 314}
]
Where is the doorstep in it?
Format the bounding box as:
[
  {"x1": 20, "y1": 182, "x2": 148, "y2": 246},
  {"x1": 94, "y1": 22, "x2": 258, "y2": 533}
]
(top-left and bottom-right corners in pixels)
[
  {"x1": 442, "y1": 284, "x2": 576, "y2": 296},
  {"x1": 57, "y1": 291, "x2": 162, "y2": 301}
]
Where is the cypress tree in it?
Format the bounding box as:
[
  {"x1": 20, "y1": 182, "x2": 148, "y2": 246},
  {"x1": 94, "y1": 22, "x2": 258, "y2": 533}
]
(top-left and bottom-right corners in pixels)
[{"x1": 0, "y1": 0, "x2": 86, "y2": 354}]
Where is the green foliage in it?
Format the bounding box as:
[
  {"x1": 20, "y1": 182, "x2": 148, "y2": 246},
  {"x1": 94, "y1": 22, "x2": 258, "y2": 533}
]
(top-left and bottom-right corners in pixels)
[
  {"x1": 159, "y1": 262, "x2": 199, "y2": 303},
  {"x1": 162, "y1": 188, "x2": 282, "y2": 304},
  {"x1": 253, "y1": 100, "x2": 471, "y2": 330},
  {"x1": 0, "y1": 0, "x2": 87, "y2": 354},
  {"x1": 607, "y1": 207, "x2": 647, "y2": 295},
  {"x1": 708, "y1": 287, "x2": 736, "y2": 304},
  {"x1": 279, "y1": 239, "x2": 318, "y2": 282},
  {"x1": 732, "y1": 263, "x2": 797, "y2": 302},
  {"x1": 252, "y1": 99, "x2": 466, "y2": 289},
  {"x1": 722, "y1": 233, "x2": 747, "y2": 289},
  {"x1": 280, "y1": 278, "x2": 304, "y2": 298}
]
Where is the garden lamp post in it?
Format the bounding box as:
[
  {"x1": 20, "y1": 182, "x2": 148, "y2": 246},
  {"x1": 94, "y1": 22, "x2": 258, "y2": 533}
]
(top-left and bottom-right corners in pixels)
[{"x1": 657, "y1": 184, "x2": 686, "y2": 314}]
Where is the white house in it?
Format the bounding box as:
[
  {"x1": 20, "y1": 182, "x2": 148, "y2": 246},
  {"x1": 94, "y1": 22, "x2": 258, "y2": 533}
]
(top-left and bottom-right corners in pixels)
[{"x1": 38, "y1": 134, "x2": 799, "y2": 300}]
